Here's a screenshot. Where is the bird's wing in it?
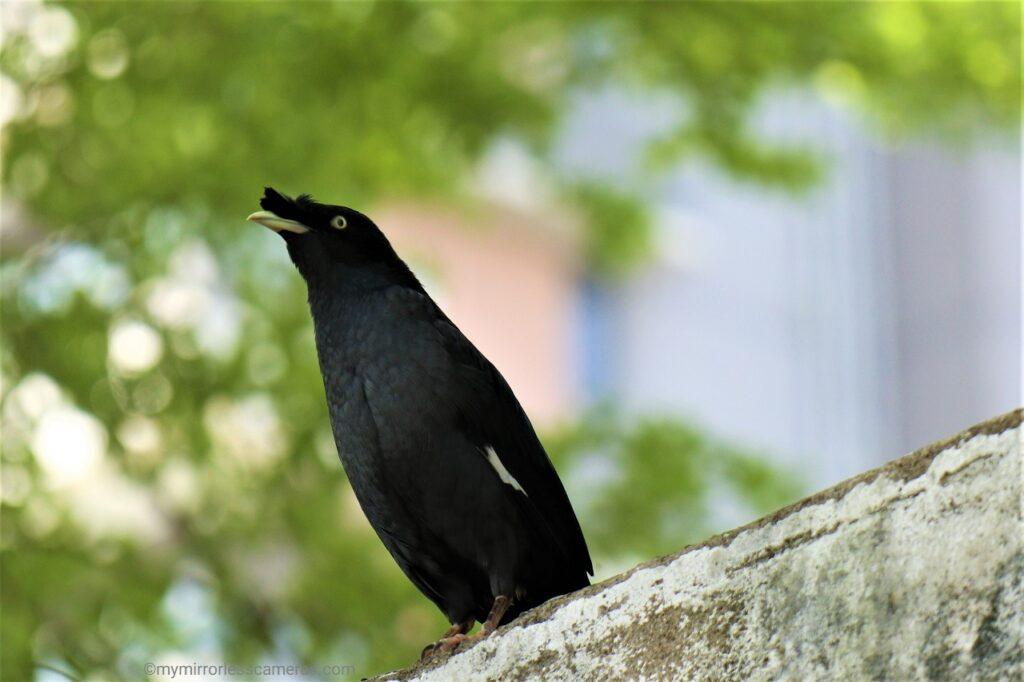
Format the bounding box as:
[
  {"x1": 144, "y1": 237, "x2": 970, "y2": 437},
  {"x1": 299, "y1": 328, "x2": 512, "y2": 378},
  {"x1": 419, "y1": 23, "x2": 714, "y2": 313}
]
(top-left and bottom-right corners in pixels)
[{"x1": 414, "y1": 294, "x2": 593, "y2": 578}]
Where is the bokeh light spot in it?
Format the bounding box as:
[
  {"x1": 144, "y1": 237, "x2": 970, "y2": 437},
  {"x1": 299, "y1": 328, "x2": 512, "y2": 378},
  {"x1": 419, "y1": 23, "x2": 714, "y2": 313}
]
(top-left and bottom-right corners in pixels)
[
  {"x1": 31, "y1": 406, "x2": 107, "y2": 488},
  {"x1": 0, "y1": 75, "x2": 24, "y2": 127},
  {"x1": 87, "y1": 28, "x2": 130, "y2": 80},
  {"x1": 27, "y1": 5, "x2": 77, "y2": 59},
  {"x1": 109, "y1": 320, "x2": 164, "y2": 374}
]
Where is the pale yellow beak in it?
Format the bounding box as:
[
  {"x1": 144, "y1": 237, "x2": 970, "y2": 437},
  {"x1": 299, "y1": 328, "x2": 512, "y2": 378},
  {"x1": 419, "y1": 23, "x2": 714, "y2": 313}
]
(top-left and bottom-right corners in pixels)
[{"x1": 246, "y1": 210, "x2": 310, "y2": 234}]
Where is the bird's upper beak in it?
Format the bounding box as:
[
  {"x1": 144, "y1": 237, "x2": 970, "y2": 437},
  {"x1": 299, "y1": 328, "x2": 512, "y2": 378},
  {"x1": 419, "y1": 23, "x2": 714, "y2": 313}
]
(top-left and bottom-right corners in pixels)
[{"x1": 246, "y1": 210, "x2": 310, "y2": 234}]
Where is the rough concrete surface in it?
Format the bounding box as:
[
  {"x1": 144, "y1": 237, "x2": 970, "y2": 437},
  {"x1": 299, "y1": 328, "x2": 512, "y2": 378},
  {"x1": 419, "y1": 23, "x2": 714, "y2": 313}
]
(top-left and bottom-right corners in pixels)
[{"x1": 377, "y1": 409, "x2": 1022, "y2": 681}]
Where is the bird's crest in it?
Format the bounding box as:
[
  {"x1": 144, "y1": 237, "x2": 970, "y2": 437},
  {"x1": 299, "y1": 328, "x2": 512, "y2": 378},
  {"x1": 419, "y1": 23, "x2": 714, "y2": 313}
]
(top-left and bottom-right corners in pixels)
[{"x1": 259, "y1": 187, "x2": 320, "y2": 219}]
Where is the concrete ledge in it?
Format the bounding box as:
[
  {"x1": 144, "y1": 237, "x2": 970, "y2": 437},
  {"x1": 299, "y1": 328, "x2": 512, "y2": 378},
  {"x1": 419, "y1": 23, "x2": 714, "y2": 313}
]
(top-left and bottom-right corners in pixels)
[{"x1": 379, "y1": 409, "x2": 1023, "y2": 681}]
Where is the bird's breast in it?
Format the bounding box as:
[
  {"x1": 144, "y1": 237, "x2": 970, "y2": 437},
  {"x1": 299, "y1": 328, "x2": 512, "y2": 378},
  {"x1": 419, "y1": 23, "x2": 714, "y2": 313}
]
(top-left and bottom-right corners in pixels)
[{"x1": 312, "y1": 300, "x2": 451, "y2": 429}]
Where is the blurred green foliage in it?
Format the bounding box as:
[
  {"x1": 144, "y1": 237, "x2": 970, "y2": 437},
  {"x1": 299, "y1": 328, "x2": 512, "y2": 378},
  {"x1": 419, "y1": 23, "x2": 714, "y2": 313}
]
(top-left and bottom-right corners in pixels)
[
  {"x1": 0, "y1": 1, "x2": 1018, "y2": 679},
  {"x1": 546, "y1": 408, "x2": 803, "y2": 559}
]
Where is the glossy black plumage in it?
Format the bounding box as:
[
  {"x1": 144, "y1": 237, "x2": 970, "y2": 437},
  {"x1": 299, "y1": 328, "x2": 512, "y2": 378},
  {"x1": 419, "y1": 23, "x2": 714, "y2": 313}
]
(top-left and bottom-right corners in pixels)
[{"x1": 256, "y1": 188, "x2": 592, "y2": 628}]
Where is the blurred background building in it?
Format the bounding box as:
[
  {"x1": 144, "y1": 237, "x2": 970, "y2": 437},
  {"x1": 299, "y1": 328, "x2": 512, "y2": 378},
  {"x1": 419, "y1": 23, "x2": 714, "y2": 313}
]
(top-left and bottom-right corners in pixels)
[
  {"x1": 565, "y1": 90, "x2": 1021, "y2": 488},
  {"x1": 395, "y1": 89, "x2": 1021, "y2": 490}
]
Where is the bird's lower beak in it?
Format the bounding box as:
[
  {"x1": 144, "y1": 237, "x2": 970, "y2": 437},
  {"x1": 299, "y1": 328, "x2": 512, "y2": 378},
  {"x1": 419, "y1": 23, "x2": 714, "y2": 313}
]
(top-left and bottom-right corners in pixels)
[{"x1": 247, "y1": 210, "x2": 310, "y2": 234}]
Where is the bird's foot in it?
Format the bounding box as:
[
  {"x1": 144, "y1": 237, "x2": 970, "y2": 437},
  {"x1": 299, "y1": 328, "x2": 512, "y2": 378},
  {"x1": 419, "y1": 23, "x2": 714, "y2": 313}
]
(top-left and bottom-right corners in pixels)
[
  {"x1": 420, "y1": 621, "x2": 474, "y2": 660},
  {"x1": 420, "y1": 596, "x2": 512, "y2": 659},
  {"x1": 421, "y1": 631, "x2": 487, "y2": 658},
  {"x1": 439, "y1": 633, "x2": 473, "y2": 651},
  {"x1": 420, "y1": 634, "x2": 472, "y2": 659}
]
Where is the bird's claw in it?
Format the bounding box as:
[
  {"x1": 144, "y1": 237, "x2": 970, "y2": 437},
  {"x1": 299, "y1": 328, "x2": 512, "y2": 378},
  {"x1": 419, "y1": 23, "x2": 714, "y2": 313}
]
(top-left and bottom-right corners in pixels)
[
  {"x1": 439, "y1": 633, "x2": 471, "y2": 651},
  {"x1": 421, "y1": 632, "x2": 483, "y2": 659}
]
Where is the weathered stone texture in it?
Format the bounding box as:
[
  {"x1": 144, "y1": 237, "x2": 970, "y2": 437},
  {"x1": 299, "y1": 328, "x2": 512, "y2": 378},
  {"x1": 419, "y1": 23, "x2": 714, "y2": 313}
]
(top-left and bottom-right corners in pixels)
[{"x1": 381, "y1": 409, "x2": 1022, "y2": 681}]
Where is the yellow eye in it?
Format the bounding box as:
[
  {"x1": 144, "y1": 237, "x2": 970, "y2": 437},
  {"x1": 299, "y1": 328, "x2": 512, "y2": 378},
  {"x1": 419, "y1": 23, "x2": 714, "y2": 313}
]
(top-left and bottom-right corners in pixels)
[{"x1": 330, "y1": 215, "x2": 348, "y2": 230}]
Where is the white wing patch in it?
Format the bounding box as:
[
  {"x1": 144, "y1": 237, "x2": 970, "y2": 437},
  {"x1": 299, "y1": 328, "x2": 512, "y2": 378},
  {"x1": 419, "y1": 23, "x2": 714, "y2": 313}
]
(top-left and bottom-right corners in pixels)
[{"x1": 485, "y1": 446, "x2": 528, "y2": 496}]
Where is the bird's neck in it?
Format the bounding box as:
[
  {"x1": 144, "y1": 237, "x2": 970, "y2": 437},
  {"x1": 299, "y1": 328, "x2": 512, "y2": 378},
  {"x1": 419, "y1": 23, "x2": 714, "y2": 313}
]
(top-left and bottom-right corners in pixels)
[
  {"x1": 305, "y1": 271, "x2": 421, "y2": 379},
  {"x1": 304, "y1": 259, "x2": 424, "y2": 301},
  {"x1": 304, "y1": 263, "x2": 426, "y2": 348}
]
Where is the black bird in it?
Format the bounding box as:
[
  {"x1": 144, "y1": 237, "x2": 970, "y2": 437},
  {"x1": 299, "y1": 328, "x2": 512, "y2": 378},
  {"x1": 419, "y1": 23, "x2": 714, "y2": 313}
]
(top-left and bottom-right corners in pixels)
[{"x1": 248, "y1": 188, "x2": 592, "y2": 653}]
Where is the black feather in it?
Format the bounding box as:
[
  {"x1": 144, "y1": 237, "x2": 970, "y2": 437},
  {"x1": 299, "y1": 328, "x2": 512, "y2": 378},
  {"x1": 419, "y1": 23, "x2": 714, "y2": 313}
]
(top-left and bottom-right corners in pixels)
[{"x1": 259, "y1": 189, "x2": 592, "y2": 626}]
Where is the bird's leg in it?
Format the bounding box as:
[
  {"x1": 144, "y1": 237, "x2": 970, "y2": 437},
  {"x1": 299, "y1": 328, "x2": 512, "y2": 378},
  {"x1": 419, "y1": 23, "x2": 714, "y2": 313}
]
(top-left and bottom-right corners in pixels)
[
  {"x1": 421, "y1": 596, "x2": 514, "y2": 658},
  {"x1": 421, "y1": 620, "x2": 474, "y2": 659},
  {"x1": 446, "y1": 595, "x2": 513, "y2": 650},
  {"x1": 478, "y1": 595, "x2": 512, "y2": 637},
  {"x1": 442, "y1": 621, "x2": 472, "y2": 638}
]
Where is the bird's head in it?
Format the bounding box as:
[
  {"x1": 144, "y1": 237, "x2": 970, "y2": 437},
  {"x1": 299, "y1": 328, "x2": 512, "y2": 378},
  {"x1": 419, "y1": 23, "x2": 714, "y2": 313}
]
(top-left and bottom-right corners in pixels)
[{"x1": 248, "y1": 187, "x2": 420, "y2": 292}]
